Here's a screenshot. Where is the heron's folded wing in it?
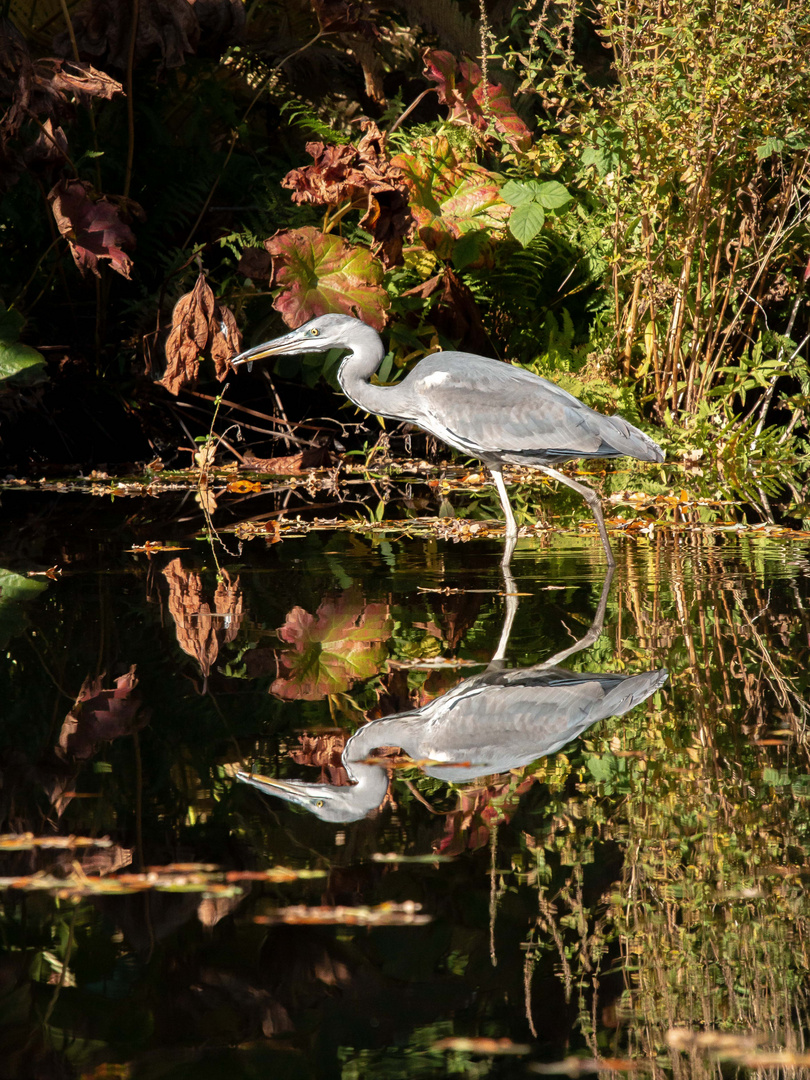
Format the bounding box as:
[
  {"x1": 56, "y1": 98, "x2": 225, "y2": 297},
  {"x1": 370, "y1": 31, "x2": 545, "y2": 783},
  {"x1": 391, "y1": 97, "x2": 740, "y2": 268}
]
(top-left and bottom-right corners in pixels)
[{"x1": 413, "y1": 357, "x2": 660, "y2": 460}]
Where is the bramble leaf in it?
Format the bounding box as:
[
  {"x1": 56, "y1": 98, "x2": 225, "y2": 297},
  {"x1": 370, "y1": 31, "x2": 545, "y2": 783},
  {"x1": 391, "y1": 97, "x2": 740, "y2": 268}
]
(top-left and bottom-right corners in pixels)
[{"x1": 508, "y1": 202, "x2": 546, "y2": 247}]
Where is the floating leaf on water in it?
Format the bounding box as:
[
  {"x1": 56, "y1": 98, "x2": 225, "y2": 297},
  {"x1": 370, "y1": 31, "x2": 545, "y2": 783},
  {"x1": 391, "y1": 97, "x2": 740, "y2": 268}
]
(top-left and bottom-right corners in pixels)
[
  {"x1": 371, "y1": 852, "x2": 454, "y2": 863},
  {"x1": 254, "y1": 901, "x2": 431, "y2": 926},
  {"x1": 530, "y1": 1057, "x2": 647, "y2": 1075},
  {"x1": 433, "y1": 1037, "x2": 531, "y2": 1055},
  {"x1": 0, "y1": 833, "x2": 114, "y2": 851}
]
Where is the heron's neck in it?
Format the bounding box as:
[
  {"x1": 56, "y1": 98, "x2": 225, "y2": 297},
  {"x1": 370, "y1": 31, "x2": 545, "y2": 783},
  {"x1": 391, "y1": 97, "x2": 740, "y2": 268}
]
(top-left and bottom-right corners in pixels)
[{"x1": 337, "y1": 333, "x2": 398, "y2": 418}]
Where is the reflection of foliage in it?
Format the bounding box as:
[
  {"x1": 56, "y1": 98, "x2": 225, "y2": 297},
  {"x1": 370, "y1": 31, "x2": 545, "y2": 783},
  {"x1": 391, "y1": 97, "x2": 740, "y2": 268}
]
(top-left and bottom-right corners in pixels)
[
  {"x1": 3, "y1": 531, "x2": 810, "y2": 1075},
  {"x1": 271, "y1": 592, "x2": 392, "y2": 700},
  {"x1": 516, "y1": 551, "x2": 810, "y2": 1068},
  {"x1": 162, "y1": 560, "x2": 244, "y2": 680},
  {"x1": 436, "y1": 773, "x2": 537, "y2": 856},
  {"x1": 0, "y1": 569, "x2": 46, "y2": 648}
]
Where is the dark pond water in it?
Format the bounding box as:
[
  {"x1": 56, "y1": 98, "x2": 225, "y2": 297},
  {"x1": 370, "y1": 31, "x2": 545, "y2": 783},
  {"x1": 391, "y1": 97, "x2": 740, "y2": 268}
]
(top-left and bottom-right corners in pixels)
[{"x1": 2, "y1": 492, "x2": 810, "y2": 1079}]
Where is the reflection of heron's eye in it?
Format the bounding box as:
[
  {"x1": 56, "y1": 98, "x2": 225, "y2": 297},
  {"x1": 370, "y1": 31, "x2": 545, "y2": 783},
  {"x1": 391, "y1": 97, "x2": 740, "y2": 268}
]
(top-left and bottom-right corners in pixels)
[
  {"x1": 311, "y1": 328, "x2": 319, "y2": 337},
  {"x1": 316, "y1": 800, "x2": 324, "y2": 808}
]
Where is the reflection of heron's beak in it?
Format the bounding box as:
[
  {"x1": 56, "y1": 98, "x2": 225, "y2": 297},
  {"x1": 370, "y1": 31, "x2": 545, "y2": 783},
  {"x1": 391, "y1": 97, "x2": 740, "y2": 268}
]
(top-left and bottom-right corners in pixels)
[
  {"x1": 236, "y1": 768, "x2": 330, "y2": 810},
  {"x1": 229, "y1": 330, "x2": 307, "y2": 370}
]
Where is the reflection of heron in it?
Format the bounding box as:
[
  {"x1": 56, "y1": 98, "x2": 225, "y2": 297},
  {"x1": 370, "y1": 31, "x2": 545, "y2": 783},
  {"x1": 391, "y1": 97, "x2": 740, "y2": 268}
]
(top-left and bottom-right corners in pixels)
[
  {"x1": 238, "y1": 567, "x2": 668, "y2": 823},
  {"x1": 230, "y1": 314, "x2": 664, "y2": 564}
]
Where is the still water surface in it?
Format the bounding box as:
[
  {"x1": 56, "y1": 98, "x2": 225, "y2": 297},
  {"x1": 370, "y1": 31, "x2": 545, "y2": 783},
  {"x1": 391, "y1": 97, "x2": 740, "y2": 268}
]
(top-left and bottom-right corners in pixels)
[{"x1": 1, "y1": 495, "x2": 809, "y2": 1078}]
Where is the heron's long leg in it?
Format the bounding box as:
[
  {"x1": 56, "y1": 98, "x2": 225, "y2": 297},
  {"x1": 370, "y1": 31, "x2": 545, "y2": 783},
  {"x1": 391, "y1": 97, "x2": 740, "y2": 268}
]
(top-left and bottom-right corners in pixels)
[
  {"x1": 537, "y1": 464, "x2": 617, "y2": 567},
  {"x1": 490, "y1": 467, "x2": 518, "y2": 539}
]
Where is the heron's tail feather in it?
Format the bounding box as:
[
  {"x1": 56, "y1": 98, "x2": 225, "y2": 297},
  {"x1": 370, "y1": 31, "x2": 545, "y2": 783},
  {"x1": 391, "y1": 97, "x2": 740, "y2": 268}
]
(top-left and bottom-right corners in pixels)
[{"x1": 599, "y1": 414, "x2": 665, "y2": 463}]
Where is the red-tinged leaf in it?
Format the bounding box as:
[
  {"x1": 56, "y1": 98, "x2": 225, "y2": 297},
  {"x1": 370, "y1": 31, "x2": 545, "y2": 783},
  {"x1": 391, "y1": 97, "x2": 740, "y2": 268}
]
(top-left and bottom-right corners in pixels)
[
  {"x1": 391, "y1": 138, "x2": 510, "y2": 262},
  {"x1": 266, "y1": 226, "x2": 388, "y2": 330},
  {"x1": 48, "y1": 178, "x2": 139, "y2": 279},
  {"x1": 423, "y1": 49, "x2": 531, "y2": 151}
]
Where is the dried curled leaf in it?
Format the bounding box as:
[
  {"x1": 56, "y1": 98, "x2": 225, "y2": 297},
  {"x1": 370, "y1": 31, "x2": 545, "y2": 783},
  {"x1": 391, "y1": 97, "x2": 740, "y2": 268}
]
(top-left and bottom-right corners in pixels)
[
  {"x1": 161, "y1": 272, "x2": 243, "y2": 394},
  {"x1": 241, "y1": 445, "x2": 334, "y2": 473},
  {"x1": 42, "y1": 58, "x2": 123, "y2": 102},
  {"x1": 281, "y1": 121, "x2": 412, "y2": 267},
  {"x1": 266, "y1": 226, "x2": 388, "y2": 330},
  {"x1": 48, "y1": 178, "x2": 142, "y2": 279}
]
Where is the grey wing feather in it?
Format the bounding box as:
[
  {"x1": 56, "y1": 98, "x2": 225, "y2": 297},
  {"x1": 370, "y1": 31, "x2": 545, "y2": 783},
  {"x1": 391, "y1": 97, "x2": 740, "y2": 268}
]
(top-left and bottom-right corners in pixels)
[{"x1": 410, "y1": 353, "x2": 663, "y2": 463}]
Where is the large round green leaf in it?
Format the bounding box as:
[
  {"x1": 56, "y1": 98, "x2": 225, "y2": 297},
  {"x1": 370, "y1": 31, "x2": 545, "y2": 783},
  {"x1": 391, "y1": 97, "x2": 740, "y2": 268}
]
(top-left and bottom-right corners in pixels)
[
  {"x1": 267, "y1": 227, "x2": 388, "y2": 330},
  {"x1": 392, "y1": 138, "x2": 510, "y2": 261}
]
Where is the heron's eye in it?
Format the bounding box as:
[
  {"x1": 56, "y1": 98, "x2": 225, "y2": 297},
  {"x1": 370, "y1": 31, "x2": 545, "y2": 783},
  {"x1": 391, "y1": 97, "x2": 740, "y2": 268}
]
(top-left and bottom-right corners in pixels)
[
  {"x1": 310, "y1": 328, "x2": 319, "y2": 337},
  {"x1": 316, "y1": 800, "x2": 324, "y2": 808}
]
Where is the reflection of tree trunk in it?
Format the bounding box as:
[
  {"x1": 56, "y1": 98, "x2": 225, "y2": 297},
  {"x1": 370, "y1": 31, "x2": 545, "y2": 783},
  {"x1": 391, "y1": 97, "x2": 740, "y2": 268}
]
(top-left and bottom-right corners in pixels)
[{"x1": 162, "y1": 559, "x2": 243, "y2": 678}]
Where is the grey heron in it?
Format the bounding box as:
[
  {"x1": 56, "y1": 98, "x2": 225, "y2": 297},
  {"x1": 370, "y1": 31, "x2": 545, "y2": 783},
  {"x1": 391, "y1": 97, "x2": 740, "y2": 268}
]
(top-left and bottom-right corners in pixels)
[
  {"x1": 230, "y1": 314, "x2": 664, "y2": 564},
  {"x1": 237, "y1": 565, "x2": 668, "y2": 823}
]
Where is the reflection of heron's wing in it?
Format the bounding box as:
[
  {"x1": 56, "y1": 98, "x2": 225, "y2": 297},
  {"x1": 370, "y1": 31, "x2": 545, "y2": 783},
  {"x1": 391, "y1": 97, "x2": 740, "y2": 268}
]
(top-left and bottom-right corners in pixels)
[{"x1": 377, "y1": 667, "x2": 668, "y2": 782}]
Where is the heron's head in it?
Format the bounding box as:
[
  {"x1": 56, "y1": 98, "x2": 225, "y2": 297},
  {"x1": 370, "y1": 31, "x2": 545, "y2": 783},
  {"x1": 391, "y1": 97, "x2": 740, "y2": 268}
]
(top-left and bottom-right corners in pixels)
[
  {"x1": 236, "y1": 768, "x2": 380, "y2": 823},
  {"x1": 229, "y1": 314, "x2": 373, "y2": 369}
]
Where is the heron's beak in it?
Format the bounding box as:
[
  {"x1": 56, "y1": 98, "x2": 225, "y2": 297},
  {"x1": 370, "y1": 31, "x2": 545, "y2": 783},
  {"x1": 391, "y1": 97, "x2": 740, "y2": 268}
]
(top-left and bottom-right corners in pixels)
[{"x1": 229, "y1": 329, "x2": 308, "y2": 370}]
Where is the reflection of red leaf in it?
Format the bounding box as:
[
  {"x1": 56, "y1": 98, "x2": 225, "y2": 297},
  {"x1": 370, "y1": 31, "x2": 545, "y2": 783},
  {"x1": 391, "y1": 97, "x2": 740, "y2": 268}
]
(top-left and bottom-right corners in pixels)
[
  {"x1": 59, "y1": 666, "x2": 149, "y2": 761},
  {"x1": 266, "y1": 226, "x2": 388, "y2": 330},
  {"x1": 435, "y1": 774, "x2": 536, "y2": 856},
  {"x1": 161, "y1": 272, "x2": 242, "y2": 394},
  {"x1": 48, "y1": 178, "x2": 142, "y2": 279},
  {"x1": 163, "y1": 560, "x2": 244, "y2": 678},
  {"x1": 290, "y1": 733, "x2": 349, "y2": 785},
  {"x1": 423, "y1": 49, "x2": 531, "y2": 151},
  {"x1": 281, "y1": 121, "x2": 413, "y2": 267},
  {"x1": 271, "y1": 593, "x2": 392, "y2": 700}
]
